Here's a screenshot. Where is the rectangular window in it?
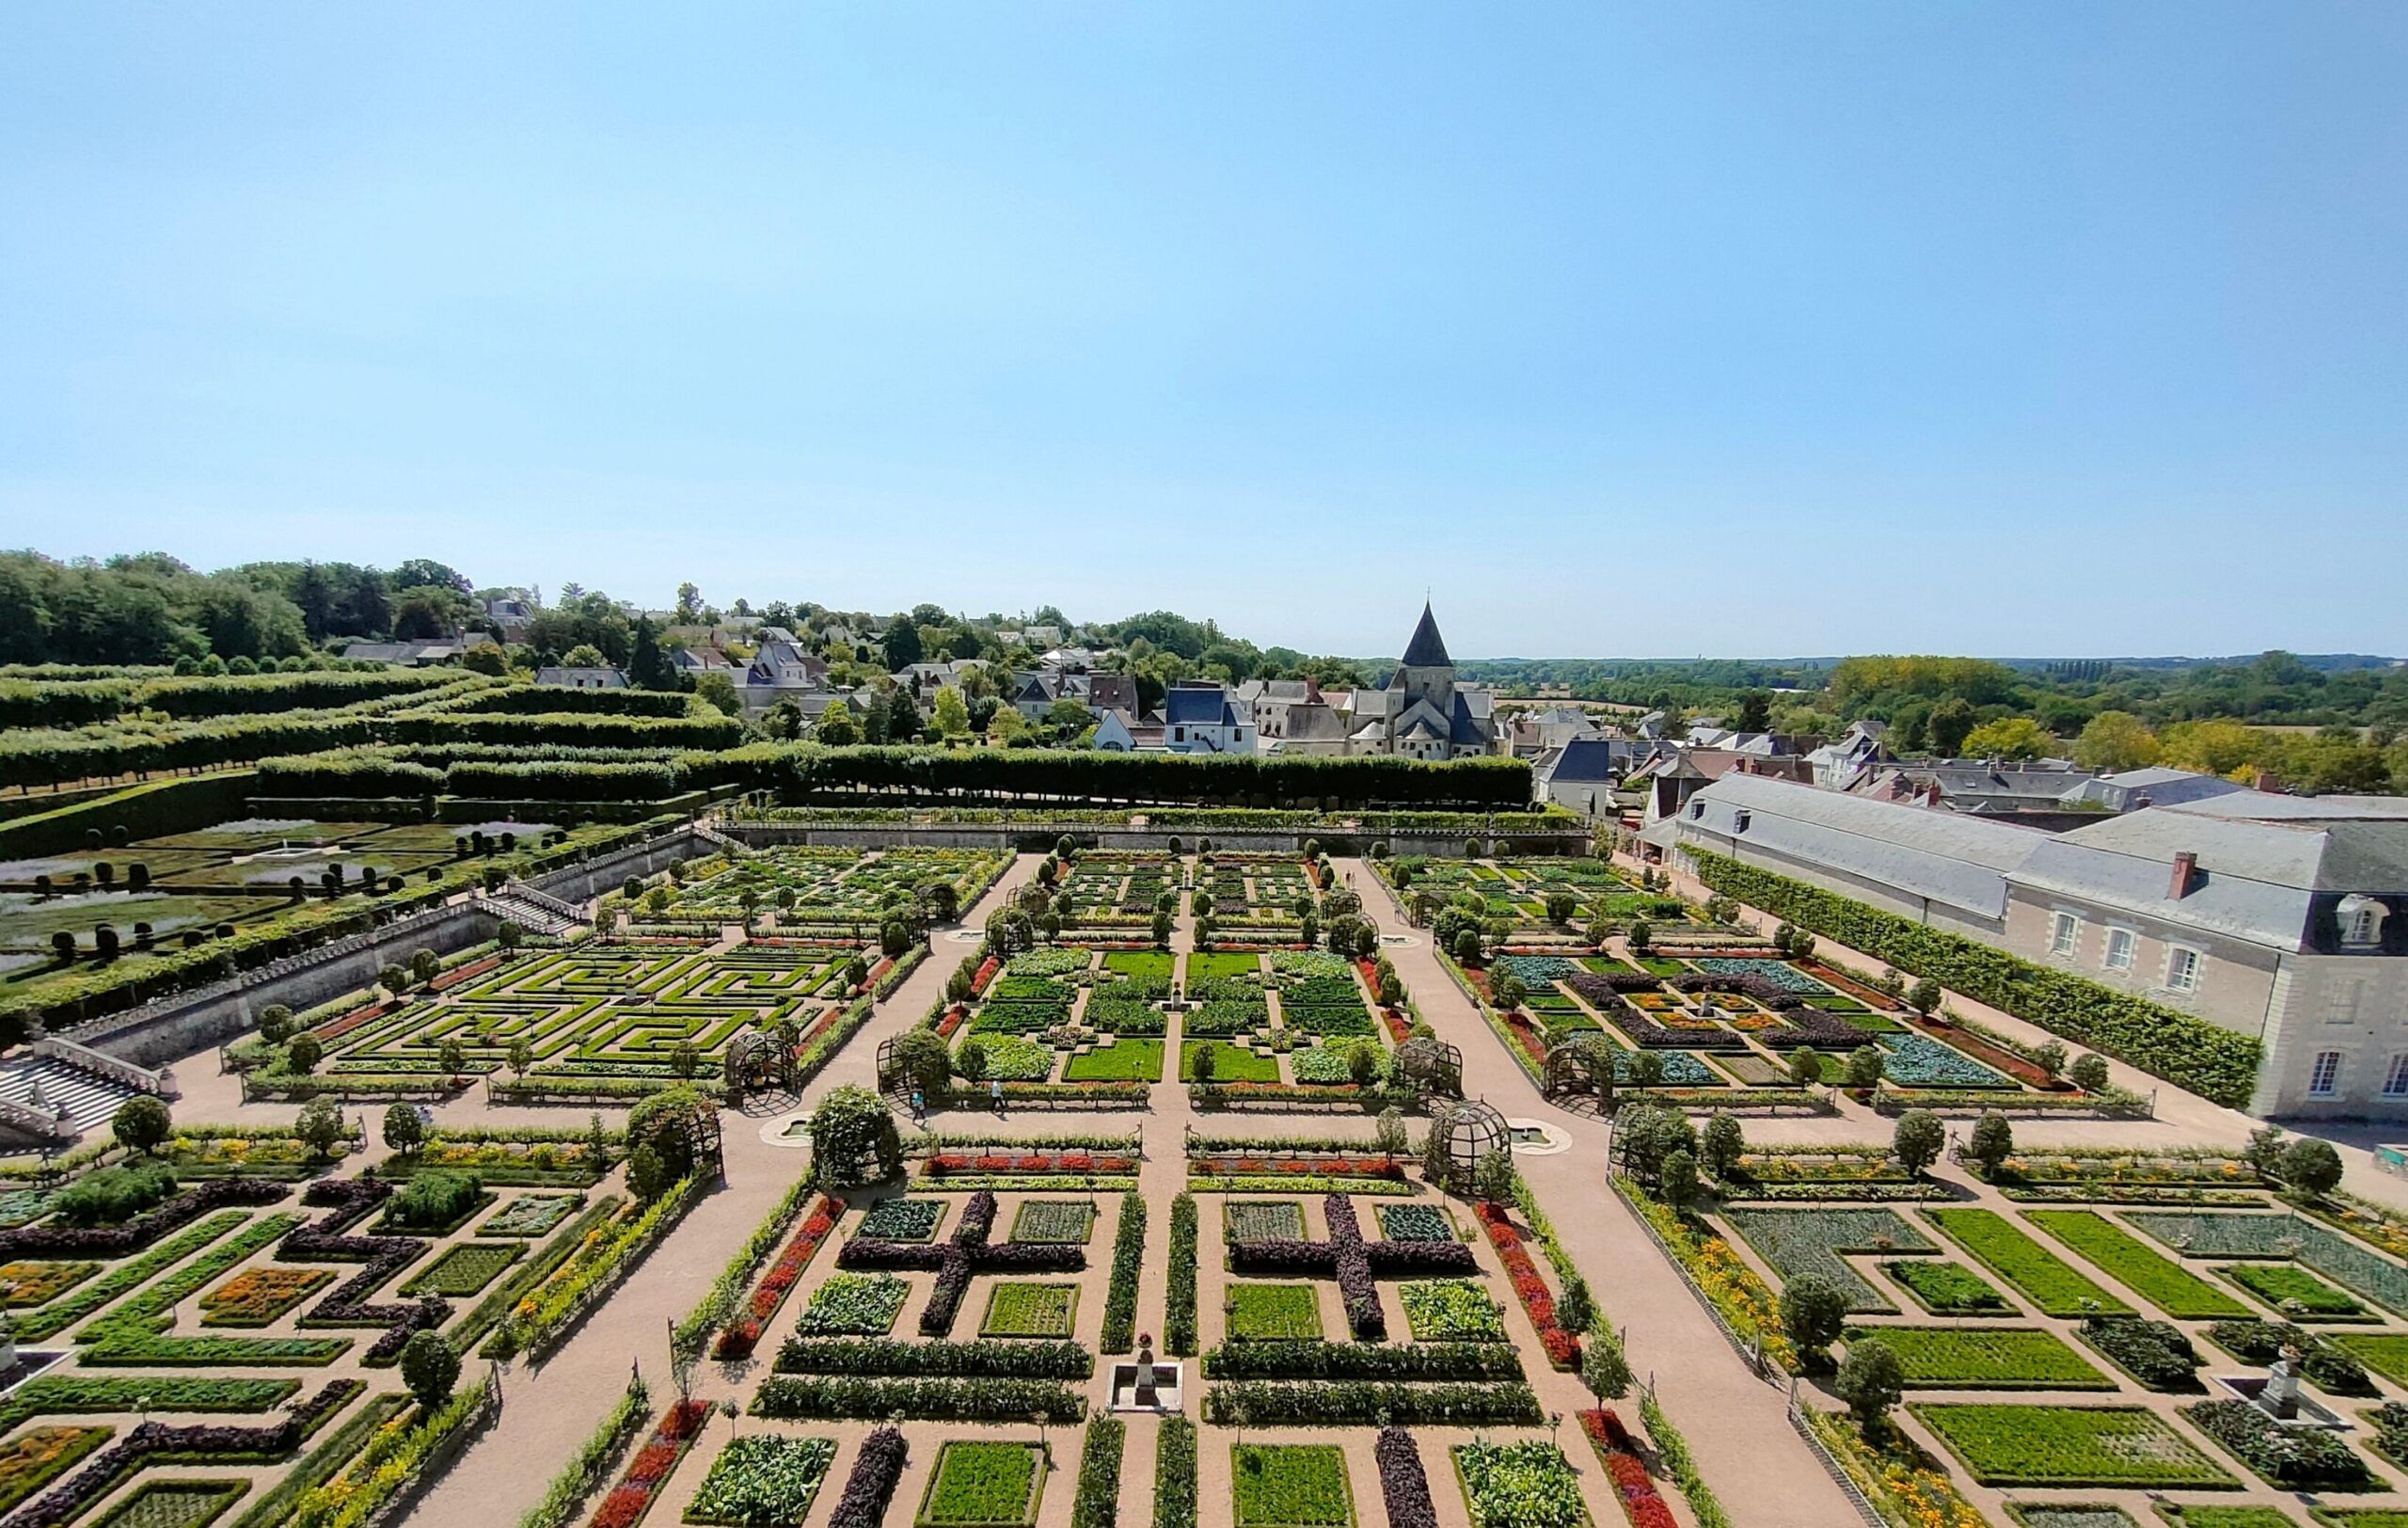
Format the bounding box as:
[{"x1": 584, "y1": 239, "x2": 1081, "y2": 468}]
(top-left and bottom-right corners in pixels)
[
  {"x1": 2384, "y1": 1055, "x2": 2408, "y2": 1098},
  {"x1": 2104, "y1": 928, "x2": 2135, "y2": 971},
  {"x1": 2050, "y1": 913, "x2": 2080, "y2": 956},
  {"x1": 2326, "y1": 978, "x2": 2364, "y2": 1025},
  {"x1": 2165, "y1": 947, "x2": 2201, "y2": 993},
  {"x1": 2310, "y1": 1050, "x2": 2344, "y2": 1098}
]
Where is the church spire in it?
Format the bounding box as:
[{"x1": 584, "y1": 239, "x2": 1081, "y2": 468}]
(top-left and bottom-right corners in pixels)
[{"x1": 1400, "y1": 600, "x2": 1452, "y2": 669}]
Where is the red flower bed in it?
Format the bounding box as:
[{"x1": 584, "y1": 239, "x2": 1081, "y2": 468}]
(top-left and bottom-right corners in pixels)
[
  {"x1": 864, "y1": 956, "x2": 894, "y2": 988},
  {"x1": 312, "y1": 999, "x2": 398, "y2": 1043},
  {"x1": 1499, "y1": 1010, "x2": 1549, "y2": 1068},
  {"x1": 1475, "y1": 1201, "x2": 1579, "y2": 1370},
  {"x1": 1579, "y1": 1409, "x2": 1678, "y2": 1528},
  {"x1": 925, "y1": 1153, "x2": 1135, "y2": 1177},
  {"x1": 427, "y1": 955, "x2": 501, "y2": 993},
  {"x1": 1192, "y1": 1156, "x2": 1403, "y2": 1179},
  {"x1": 589, "y1": 1397, "x2": 711, "y2": 1528},
  {"x1": 935, "y1": 1004, "x2": 970, "y2": 1039},
  {"x1": 714, "y1": 1194, "x2": 844, "y2": 1360},
  {"x1": 970, "y1": 956, "x2": 1000, "y2": 995}
]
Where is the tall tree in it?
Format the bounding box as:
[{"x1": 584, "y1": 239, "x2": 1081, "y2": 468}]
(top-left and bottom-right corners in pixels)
[{"x1": 881, "y1": 618, "x2": 923, "y2": 672}]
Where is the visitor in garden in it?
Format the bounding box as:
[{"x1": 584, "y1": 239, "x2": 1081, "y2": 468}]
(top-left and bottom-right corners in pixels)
[
  {"x1": 990, "y1": 1077, "x2": 1005, "y2": 1114},
  {"x1": 909, "y1": 1087, "x2": 925, "y2": 1122}
]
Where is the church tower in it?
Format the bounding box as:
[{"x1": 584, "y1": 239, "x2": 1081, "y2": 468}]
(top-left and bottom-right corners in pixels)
[{"x1": 1395, "y1": 600, "x2": 1455, "y2": 711}]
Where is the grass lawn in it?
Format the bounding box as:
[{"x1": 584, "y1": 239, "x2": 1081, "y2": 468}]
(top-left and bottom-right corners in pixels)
[
  {"x1": 2333, "y1": 1333, "x2": 2408, "y2": 1388},
  {"x1": 2025, "y1": 1211, "x2": 2250, "y2": 1320},
  {"x1": 2219, "y1": 1262, "x2": 2368, "y2": 1318},
  {"x1": 1883, "y1": 1260, "x2": 2011, "y2": 1315},
  {"x1": 1909, "y1": 1404, "x2": 2235, "y2": 1488},
  {"x1": 1187, "y1": 952, "x2": 1264, "y2": 983},
  {"x1": 1102, "y1": 950, "x2": 1174, "y2": 982},
  {"x1": 1925, "y1": 1210, "x2": 2132, "y2": 1317},
  {"x1": 1226, "y1": 1283, "x2": 1323, "y2": 1342},
  {"x1": 1231, "y1": 1445, "x2": 1353, "y2": 1528},
  {"x1": 1062, "y1": 1038, "x2": 1164, "y2": 1082},
  {"x1": 1183, "y1": 1041, "x2": 1279, "y2": 1083},
  {"x1": 1844, "y1": 1326, "x2": 2113, "y2": 1390},
  {"x1": 980, "y1": 1281, "x2": 1079, "y2": 1339},
  {"x1": 917, "y1": 1441, "x2": 1044, "y2": 1528}
]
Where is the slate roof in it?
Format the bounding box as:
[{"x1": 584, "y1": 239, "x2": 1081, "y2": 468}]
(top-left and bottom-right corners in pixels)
[
  {"x1": 1541, "y1": 735, "x2": 1620, "y2": 784},
  {"x1": 1450, "y1": 690, "x2": 1488, "y2": 746},
  {"x1": 1400, "y1": 602, "x2": 1452, "y2": 668},
  {"x1": 1164, "y1": 684, "x2": 1239, "y2": 727},
  {"x1": 1674, "y1": 773, "x2": 2045, "y2": 921}
]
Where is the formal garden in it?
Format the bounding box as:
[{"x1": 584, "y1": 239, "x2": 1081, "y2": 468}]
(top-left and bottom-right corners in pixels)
[{"x1": 0, "y1": 1090, "x2": 721, "y2": 1528}]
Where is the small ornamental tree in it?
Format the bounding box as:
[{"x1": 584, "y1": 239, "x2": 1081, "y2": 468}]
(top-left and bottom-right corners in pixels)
[
  {"x1": 889, "y1": 1028, "x2": 952, "y2": 1100},
  {"x1": 286, "y1": 1034, "x2": 324, "y2": 1075},
  {"x1": 879, "y1": 919, "x2": 911, "y2": 959},
  {"x1": 1658, "y1": 1148, "x2": 1699, "y2": 1210},
  {"x1": 1967, "y1": 1112, "x2": 2015, "y2": 1176},
  {"x1": 111, "y1": 1096, "x2": 172, "y2": 1155},
  {"x1": 1700, "y1": 1112, "x2": 1745, "y2": 1181},
  {"x1": 2032, "y1": 1040, "x2": 2067, "y2": 1080},
  {"x1": 1782, "y1": 1273, "x2": 1848, "y2": 1364},
  {"x1": 258, "y1": 1004, "x2": 295, "y2": 1045},
  {"x1": 1907, "y1": 978, "x2": 1941, "y2": 1016},
  {"x1": 2244, "y1": 1124, "x2": 2289, "y2": 1182},
  {"x1": 1474, "y1": 1142, "x2": 1520, "y2": 1203},
  {"x1": 1373, "y1": 1107, "x2": 1409, "y2": 1162},
  {"x1": 1190, "y1": 1043, "x2": 1215, "y2": 1084},
  {"x1": 1582, "y1": 1328, "x2": 1633, "y2": 1401},
  {"x1": 295, "y1": 1095, "x2": 346, "y2": 1162},
  {"x1": 627, "y1": 1144, "x2": 675, "y2": 1203},
  {"x1": 807, "y1": 1085, "x2": 904, "y2": 1186},
  {"x1": 1420, "y1": 1104, "x2": 1455, "y2": 1185},
  {"x1": 1627, "y1": 1050, "x2": 1665, "y2": 1090},
  {"x1": 379, "y1": 963, "x2": 409, "y2": 995},
  {"x1": 2068, "y1": 1052, "x2": 2112, "y2": 1093},
  {"x1": 1558, "y1": 1276, "x2": 1596, "y2": 1334},
  {"x1": 1789, "y1": 1046, "x2": 1824, "y2": 1087},
  {"x1": 1892, "y1": 1109, "x2": 1945, "y2": 1177},
  {"x1": 672, "y1": 1042, "x2": 702, "y2": 1081},
  {"x1": 2282, "y1": 1137, "x2": 2344, "y2": 1200},
  {"x1": 508, "y1": 1038, "x2": 533, "y2": 1079},
  {"x1": 1347, "y1": 1041, "x2": 1379, "y2": 1087},
  {"x1": 410, "y1": 948, "x2": 440, "y2": 985},
  {"x1": 1544, "y1": 891, "x2": 1576, "y2": 926},
  {"x1": 1627, "y1": 920, "x2": 1652, "y2": 952},
  {"x1": 400, "y1": 1329, "x2": 461, "y2": 1413},
  {"x1": 382, "y1": 1103, "x2": 425, "y2": 1156},
  {"x1": 1846, "y1": 1045, "x2": 1885, "y2": 1091},
  {"x1": 1452, "y1": 929, "x2": 1482, "y2": 965},
  {"x1": 846, "y1": 956, "x2": 870, "y2": 992},
  {"x1": 437, "y1": 1039, "x2": 467, "y2": 1076},
  {"x1": 1488, "y1": 968, "x2": 1527, "y2": 1014},
  {"x1": 1836, "y1": 1339, "x2": 1905, "y2": 1428}
]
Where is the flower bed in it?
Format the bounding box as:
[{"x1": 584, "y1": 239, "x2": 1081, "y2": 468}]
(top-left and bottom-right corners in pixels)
[
  {"x1": 980, "y1": 1281, "x2": 1078, "y2": 1339},
  {"x1": 828, "y1": 1426, "x2": 908, "y2": 1528},
  {"x1": 0, "y1": 1426, "x2": 111, "y2": 1517},
  {"x1": 1399, "y1": 1279, "x2": 1507, "y2": 1342},
  {"x1": 0, "y1": 1260, "x2": 97, "y2": 1308},
  {"x1": 926, "y1": 1153, "x2": 1136, "y2": 1179},
  {"x1": 918, "y1": 1440, "x2": 1044, "y2": 1528},
  {"x1": 1847, "y1": 1325, "x2": 2113, "y2": 1390},
  {"x1": 713, "y1": 1194, "x2": 843, "y2": 1361},
  {"x1": 751, "y1": 1376, "x2": 1085, "y2": 1423},
  {"x1": 1910, "y1": 1403, "x2": 2234, "y2": 1488},
  {"x1": 773, "y1": 1338, "x2": 1089, "y2": 1379},
  {"x1": 1925, "y1": 1209, "x2": 2131, "y2": 1317},
  {"x1": 590, "y1": 1397, "x2": 712, "y2": 1528},
  {"x1": 1579, "y1": 1409, "x2": 1677, "y2": 1528},
  {"x1": 1720, "y1": 1207, "x2": 1934, "y2": 1314},
  {"x1": 1451, "y1": 1440, "x2": 1587, "y2": 1528},
  {"x1": 794, "y1": 1273, "x2": 909, "y2": 1337},
  {"x1": 2180, "y1": 1399, "x2": 2371, "y2": 1489},
  {"x1": 1230, "y1": 1444, "x2": 1352, "y2": 1528},
  {"x1": 1615, "y1": 1181, "x2": 1792, "y2": 1370},
  {"x1": 1008, "y1": 1200, "x2": 1097, "y2": 1245},
  {"x1": 687, "y1": 1435, "x2": 836, "y2": 1526},
  {"x1": 197, "y1": 1265, "x2": 334, "y2": 1327},
  {"x1": 1472, "y1": 1201, "x2": 1579, "y2": 1369},
  {"x1": 1226, "y1": 1282, "x2": 1323, "y2": 1342},
  {"x1": 858, "y1": 1198, "x2": 945, "y2": 1243},
  {"x1": 482, "y1": 1194, "x2": 584, "y2": 1238}
]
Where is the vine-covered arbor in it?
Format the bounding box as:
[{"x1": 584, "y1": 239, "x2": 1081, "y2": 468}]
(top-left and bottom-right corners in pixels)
[
  {"x1": 1543, "y1": 1037, "x2": 1612, "y2": 1099},
  {"x1": 1394, "y1": 1036, "x2": 1465, "y2": 1099},
  {"x1": 1434, "y1": 1098, "x2": 1510, "y2": 1193},
  {"x1": 725, "y1": 1029, "x2": 798, "y2": 1102}
]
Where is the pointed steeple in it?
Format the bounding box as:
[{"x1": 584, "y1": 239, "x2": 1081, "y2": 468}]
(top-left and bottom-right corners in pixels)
[{"x1": 1400, "y1": 601, "x2": 1452, "y2": 668}]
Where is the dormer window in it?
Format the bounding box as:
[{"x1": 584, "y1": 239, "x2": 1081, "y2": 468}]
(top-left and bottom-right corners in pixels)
[
  {"x1": 1689, "y1": 802, "x2": 1705, "y2": 820},
  {"x1": 2338, "y1": 895, "x2": 2387, "y2": 949},
  {"x1": 1734, "y1": 811, "x2": 1752, "y2": 834}
]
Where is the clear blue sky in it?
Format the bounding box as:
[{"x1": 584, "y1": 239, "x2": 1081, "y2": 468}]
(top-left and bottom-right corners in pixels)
[{"x1": 2, "y1": 3, "x2": 2401, "y2": 660}]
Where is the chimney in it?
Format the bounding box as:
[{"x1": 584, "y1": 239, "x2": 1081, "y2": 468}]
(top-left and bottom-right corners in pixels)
[
  {"x1": 2131, "y1": 794, "x2": 2152, "y2": 811},
  {"x1": 1926, "y1": 781, "x2": 1943, "y2": 808},
  {"x1": 2169, "y1": 851, "x2": 2197, "y2": 899},
  {"x1": 2253, "y1": 770, "x2": 2281, "y2": 793}
]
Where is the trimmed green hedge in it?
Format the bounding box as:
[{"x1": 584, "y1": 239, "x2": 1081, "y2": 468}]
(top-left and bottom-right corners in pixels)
[{"x1": 1686, "y1": 850, "x2": 2260, "y2": 1106}]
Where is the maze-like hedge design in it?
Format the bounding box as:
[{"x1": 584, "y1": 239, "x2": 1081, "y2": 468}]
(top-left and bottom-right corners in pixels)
[
  {"x1": 661, "y1": 847, "x2": 1004, "y2": 929},
  {"x1": 320, "y1": 947, "x2": 847, "y2": 1081}
]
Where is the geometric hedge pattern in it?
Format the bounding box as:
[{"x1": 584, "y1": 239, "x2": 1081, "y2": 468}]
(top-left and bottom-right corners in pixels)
[{"x1": 323, "y1": 947, "x2": 848, "y2": 1081}]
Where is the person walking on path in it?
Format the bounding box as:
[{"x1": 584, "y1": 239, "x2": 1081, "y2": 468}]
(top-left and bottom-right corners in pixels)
[{"x1": 990, "y1": 1077, "x2": 1005, "y2": 1115}]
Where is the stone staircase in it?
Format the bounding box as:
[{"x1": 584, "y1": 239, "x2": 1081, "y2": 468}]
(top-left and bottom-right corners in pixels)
[
  {"x1": 0, "y1": 1053, "x2": 148, "y2": 1139},
  {"x1": 482, "y1": 881, "x2": 583, "y2": 937}
]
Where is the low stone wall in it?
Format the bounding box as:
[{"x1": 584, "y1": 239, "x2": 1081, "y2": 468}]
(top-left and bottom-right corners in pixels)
[
  {"x1": 85, "y1": 903, "x2": 502, "y2": 1069},
  {"x1": 528, "y1": 828, "x2": 709, "y2": 904}
]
